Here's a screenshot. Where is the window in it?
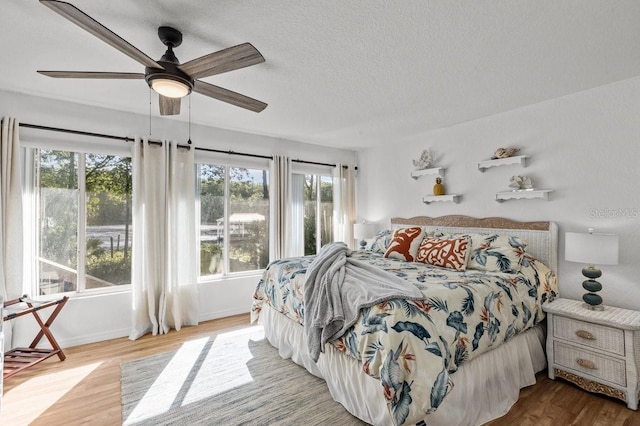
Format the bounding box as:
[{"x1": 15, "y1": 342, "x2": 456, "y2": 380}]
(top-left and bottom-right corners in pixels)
[
  {"x1": 32, "y1": 148, "x2": 132, "y2": 295},
  {"x1": 198, "y1": 163, "x2": 269, "y2": 278},
  {"x1": 293, "y1": 173, "x2": 333, "y2": 256}
]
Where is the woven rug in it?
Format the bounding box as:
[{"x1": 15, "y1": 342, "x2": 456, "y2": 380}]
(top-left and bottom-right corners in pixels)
[{"x1": 121, "y1": 325, "x2": 368, "y2": 425}]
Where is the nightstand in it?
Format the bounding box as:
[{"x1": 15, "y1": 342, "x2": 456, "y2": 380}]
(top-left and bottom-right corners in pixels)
[{"x1": 544, "y1": 298, "x2": 640, "y2": 410}]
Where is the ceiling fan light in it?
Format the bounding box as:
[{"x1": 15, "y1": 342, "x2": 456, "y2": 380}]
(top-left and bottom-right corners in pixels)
[{"x1": 151, "y1": 78, "x2": 190, "y2": 98}]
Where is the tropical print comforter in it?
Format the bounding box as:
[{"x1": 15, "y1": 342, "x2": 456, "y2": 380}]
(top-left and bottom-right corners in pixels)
[{"x1": 251, "y1": 250, "x2": 558, "y2": 425}]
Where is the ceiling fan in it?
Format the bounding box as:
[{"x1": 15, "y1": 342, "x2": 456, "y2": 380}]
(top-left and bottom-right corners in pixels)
[{"x1": 37, "y1": 0, "x2": 267, "y2": 115}]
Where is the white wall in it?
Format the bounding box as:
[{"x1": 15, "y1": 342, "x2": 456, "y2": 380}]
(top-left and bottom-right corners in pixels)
[
  {"x1": 1, "y1": 89, "x2": 356, "y2": 348},
  {"x1": 357, "y1": 76, "x2": 640, "y2": 311},
  {"x1": 10, "y1": 276, "x2": 259, "y2": 349},
  {"x1": 5, "y1": 73, "x2": 640, "y2": 348}
]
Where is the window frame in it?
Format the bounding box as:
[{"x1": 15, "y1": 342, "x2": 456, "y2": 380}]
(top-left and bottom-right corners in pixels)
[
  {"x1": 195, "y1": 152, "x2": 271, "y2": 282},
  {"x1": 22, "y1": 138, "x2": 134, "y2": 297},
  {"x1": 291, "y1": 163, "x2": 335, "y2": 257}
]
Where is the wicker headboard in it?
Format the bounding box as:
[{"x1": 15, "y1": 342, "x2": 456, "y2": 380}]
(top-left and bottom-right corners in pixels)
[{"x1": 390, "y1": 216, "x2": 558, "y2": 274}]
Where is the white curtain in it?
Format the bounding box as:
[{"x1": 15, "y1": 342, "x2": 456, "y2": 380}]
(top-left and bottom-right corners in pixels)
[
  {"x1": 290, "y1": 174, "x2": 305, "y2": 257},
  {"x1": 269, "y1": 155, "x2": 291, "y2": 260},
  {"x1": 333, "y1": 164, "x2": 356, "y2": 248},
  {"x1": 129, "y1": 138, "x2": 198, "y2": 340},
  {"x1": 0, "y1": 117, "x2": 23, "y2": 350},
  {"x1": 161, "y1": 142, "x2": 198, "y2": 332}
]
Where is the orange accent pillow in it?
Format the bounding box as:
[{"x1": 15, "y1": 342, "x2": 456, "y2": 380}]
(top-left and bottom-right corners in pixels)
[
  {"x1": 416, "y1": 237, "x2": 470, "y2": 271},
  {"x1": 383, "y1": 227, "x2": 426, "y2": 262}
]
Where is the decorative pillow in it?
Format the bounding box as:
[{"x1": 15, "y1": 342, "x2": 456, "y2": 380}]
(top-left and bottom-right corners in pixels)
[
  {"x1": 415, "y1": 237, "x2": 470, "y2": 271},
  {"x1": 383, "y1": 227, "x2": 426, "y2": 262},
  {"x1": 467, "y1": 234, "x2": 528, "y2": 273},
  {"x1": 367, "y1": 229, "x2": 394, "y2": 254},
  {"x1": 518, "y1": 255, "x2": 558, "y2": 304}
]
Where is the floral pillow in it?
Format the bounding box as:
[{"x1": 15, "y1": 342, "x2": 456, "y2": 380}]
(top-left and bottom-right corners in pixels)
[
  {"x1": 518, "y1": 255, "x2": 559, "y2": 304},
  {"x1": 432, "y1": 232, "x2": 528, "y2": 273},
  {"x1": 367, "y1": 229, "x2": 394, "y2": 254},
  {"x1": 415, "y1": 237, "x2": 470, "y2": 271},
  {"x1": 467, "y1": 234, "x2": 528, "y2": 273},
  {"x1": 383, "y1": 227, "x2": 426, "y2": 262}
]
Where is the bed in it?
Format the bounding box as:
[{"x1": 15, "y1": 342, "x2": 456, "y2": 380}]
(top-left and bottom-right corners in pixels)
[{"x1": 251, "y1": 216, "x2": 559, "y2": 425}]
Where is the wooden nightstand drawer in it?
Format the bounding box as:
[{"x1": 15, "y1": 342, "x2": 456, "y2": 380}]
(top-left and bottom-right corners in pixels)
[
  {"x1": 553, "y1": 315, "x2": 625, "y2": 356},
  {"x1": 553, "y1": 341, "x2": 627, "y2": 386}
]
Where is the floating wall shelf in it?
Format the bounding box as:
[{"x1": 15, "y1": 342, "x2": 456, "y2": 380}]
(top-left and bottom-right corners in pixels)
[
  {"x1": 476, "y1": 155, "x2": 529, "y2": 172},
  {"x1": 423, "y1": 194, "x2": 460, "y2": 204},
  {"x1": 411, "y1": 167, "x2": 445, "y2": 179},
  {"x1": 495, "y1": 189, "x2": 553, "y2": 202}
]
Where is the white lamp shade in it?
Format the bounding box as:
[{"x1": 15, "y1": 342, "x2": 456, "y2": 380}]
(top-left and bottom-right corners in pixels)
[
  {"x1": 353, "y1": 223, "x2": 377, "y2": 240},
  {"x1": 565, "y1": 231, "x2": 619, "y2": 265},
  {"x1": 151, "y1": 78, "x2": 190, "y2": 98}
]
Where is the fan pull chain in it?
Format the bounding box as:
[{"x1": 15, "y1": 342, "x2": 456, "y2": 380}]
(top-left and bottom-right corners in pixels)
[
  {"x1": 148, "y1": 89, "x2": 152, "y2": 137},
  {"x1": 188, "y1": 95, "x2": 192, "y2": 145}
]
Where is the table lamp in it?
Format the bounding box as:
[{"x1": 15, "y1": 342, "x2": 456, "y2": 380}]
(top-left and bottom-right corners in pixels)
[
  {"x1": 353, "y1": 222, "x2": 377, "y2": 249},
  {"x1": 565, "y1": 229, "x2": 618, "y2": 311}
]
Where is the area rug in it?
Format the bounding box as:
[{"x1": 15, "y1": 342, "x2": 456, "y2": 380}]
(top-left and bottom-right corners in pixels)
[{"x1": 121, "y1": 325, "x2": 368, "y2": 425}]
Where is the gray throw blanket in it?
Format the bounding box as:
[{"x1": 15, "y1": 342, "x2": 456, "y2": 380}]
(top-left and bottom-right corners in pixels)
[{"x1": 303, "y1": 241, "x2": 425, "y2": 362}]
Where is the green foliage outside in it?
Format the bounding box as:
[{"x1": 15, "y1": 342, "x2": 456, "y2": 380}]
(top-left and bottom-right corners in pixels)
[
  {"x1": 39, "y1": 187, "x2": 78, "y2": 268},
  {"x1": 39, "y1": 153, "x2": 335, "y2": 288},
  {"x1": 38, "y1": 150, "x2": 132, "y2": 289},
  {"x1": 199, "y1": 165, "x2": 270, "y2": 275},
  {"x1": 303, "y1": 175, "x2": 333, "y2": 256},
  {"x1": 86, "y1": 251, "x2": 131, "y2": 286},
  {"x1": 200, "y1": 242, "x2": 223, "y2": 275}
]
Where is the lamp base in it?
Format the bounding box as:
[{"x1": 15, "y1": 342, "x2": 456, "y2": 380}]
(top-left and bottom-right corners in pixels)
[
  {"x1": 359, "y1": 239, "x2": 367, "y2": 250},
  {"x1": 582, "y1": 302, "x2": 604, "y2": 311},
  {"x1": 581, "y1": 265, "x2": 604, "y2": 311}
]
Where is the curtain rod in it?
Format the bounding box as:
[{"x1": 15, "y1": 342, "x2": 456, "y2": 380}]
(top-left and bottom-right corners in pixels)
[
  {"x1": 20, "y1": 122, "x2": 136, "y2": 142},
  {"x1": 19, "y1": 122, "x2": 349, "y2": 169},
  {"x1": 19, "y1": 122, "x2": 163, "y2": 146}
]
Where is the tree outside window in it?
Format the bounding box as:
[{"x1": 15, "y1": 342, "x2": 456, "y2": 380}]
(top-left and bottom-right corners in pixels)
[
  {"x1": 36, "y1": 149, "x2": 132, "y2": 294},
  {"x1": 302, "y1": 174, "x2": 333, "y2": 256},
  {"x1": 198, "y1": 164, "x2": 269, "y2": 277}
]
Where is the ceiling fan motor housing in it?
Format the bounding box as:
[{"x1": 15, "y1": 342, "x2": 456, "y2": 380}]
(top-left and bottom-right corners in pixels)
[
  {"x1": 145, "y1": 26, "x2": 193, "y2": 96},
  {"x1": 145, "y1": 62, "x2": 194, "y2": 96}
]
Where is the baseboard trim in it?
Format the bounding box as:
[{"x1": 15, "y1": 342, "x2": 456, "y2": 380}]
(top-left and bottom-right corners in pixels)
[
  {"x1": 57, "y1": 309, "x2": 250, "y2": 349},
  {"x1": 59, "y1": 327, "x2": 131, "y2": 349},
  {"x1": 199, "y1": 307, "x2": 250, "y2": 323}
]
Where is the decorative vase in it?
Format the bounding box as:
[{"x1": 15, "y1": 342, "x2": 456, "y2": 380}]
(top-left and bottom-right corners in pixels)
[{"x1": 433, "y1": 177, "x2": 445, "y2": 196}]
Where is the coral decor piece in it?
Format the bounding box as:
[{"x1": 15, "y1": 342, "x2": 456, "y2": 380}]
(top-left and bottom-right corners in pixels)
[
  {"x1": 509, "y1": 175, "x2": 533, "y2": 190},
  {"x1": 412, "y1": 149, "x2": 435, "y2": 170},
  {"x1": 491, "y1": 147, "x2": 520, "y2": 159}
]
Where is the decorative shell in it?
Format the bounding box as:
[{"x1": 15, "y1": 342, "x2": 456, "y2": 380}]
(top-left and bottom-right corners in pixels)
[
  {"x1": 491, "y1": 147, "x2": 520, "y2": 160},
  {"x1": 509, "y1": 175, "x2": 533, "y2": 190},
  {"x1": 412, "y1": 149, "x2": 435, "y2": 170}
]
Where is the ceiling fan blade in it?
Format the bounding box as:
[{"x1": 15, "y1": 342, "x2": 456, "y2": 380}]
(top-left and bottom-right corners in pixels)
[
  {"x1": 159, "y1": 95, "x2": 181, "y2": 116},
  {"x1": 38, "y1": 71, "x2": 145, "y2": 79},
  {"x1": 40, "y1": 0, "x2": 163, "y2": 69},
  {"x1": 193, "y1": 80, "x2": 267, "y2": 113},
  {"x1": 178, "y1": 43, "x2": 264, "y2": 79}
]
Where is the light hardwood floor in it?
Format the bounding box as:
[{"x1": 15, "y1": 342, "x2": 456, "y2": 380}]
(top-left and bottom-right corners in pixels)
[{"x1": 1, "y1": 313, "x2": 639, "y2": 426}]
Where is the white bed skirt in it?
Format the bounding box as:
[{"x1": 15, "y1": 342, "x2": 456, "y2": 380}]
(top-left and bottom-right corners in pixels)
[{"x1": 259, "y1": 303, "x2": 547, "y2": 426}]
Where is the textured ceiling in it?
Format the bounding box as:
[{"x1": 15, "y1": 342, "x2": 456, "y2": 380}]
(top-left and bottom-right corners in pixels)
[{"x1": 3, "y1": 1, "x2": 640, "y2": 150}]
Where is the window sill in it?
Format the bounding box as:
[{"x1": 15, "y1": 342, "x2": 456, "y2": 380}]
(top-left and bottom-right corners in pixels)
[
  {"x1": 30, "y1": 286, "x2": 132, "y2": 302},
  {"x1": 198, "y1": 270, "x2": 264, "y2": 285}
]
